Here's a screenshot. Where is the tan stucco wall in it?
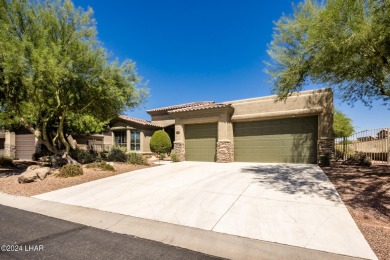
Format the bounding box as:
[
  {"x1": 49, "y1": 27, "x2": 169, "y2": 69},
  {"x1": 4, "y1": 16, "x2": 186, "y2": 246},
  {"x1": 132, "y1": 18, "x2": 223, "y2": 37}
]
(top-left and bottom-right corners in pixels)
[
  {"x1": 224, "y1": 88, "x2": 333, "y2": 139},
  {"x1": 5, "y1": 131, "x2": 15, "y2": 147},
  {"x1": 142, "y1": 130, "x2": 155, "y2": 153},
  {"x1": 172, "y1": 108, "x2": 234, "y2": 144},
  {"x1": 150, "y1": 114, "x2": 175, "y2": 127},
  {"x1": 103, "y1": 130, "x2": 113, "y2": 145}
]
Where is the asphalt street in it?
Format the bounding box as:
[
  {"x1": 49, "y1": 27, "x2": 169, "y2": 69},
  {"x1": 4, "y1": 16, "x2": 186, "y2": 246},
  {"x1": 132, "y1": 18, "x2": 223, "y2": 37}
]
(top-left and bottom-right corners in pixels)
[{"x1": 0, "y1": 204, "x2": 220, "y2": 260}]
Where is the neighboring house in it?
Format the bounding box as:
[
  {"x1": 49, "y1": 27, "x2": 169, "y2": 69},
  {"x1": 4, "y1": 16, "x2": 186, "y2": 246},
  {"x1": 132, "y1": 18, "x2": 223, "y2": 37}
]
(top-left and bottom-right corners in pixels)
[
  {"x1": 2, "y1": 88, "x2": 334, "y2": 164},
  {"x1": 1, "y1": 129, "x2": 39, "y2": 160},
  {"x1": 377, "y1": 129, "x2": 388, "y2": 139},
  {"x1": 71, "y1": 116, "x2": 162, "y2": 154}
]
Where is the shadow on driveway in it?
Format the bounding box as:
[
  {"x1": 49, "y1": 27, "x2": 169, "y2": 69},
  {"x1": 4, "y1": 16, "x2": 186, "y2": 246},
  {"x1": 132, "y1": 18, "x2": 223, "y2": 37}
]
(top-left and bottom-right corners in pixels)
[{"x1": 241, "y1": 164, "x2": 341, "y2": 203}]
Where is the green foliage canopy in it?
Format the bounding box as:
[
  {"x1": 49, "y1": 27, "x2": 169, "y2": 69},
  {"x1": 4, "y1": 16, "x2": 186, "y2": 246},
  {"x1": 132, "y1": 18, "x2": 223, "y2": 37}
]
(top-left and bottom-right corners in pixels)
[
  {"x1": 267, "y1": 0, "x2": 390, "y2": 106},
  {"x1": 0, "y1": 0, "x2": 147, "y2": 157},
  {"x1": 333, "y1": 109, "x2": 354, "y2": 138},
  {"x1": 150, "y1": 130, "x2": 172, "y2": 155}
]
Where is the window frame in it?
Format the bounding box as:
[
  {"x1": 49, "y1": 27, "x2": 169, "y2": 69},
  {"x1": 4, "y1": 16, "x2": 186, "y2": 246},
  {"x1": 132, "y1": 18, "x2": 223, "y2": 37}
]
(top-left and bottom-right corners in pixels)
[
  {"x1": 114, "y1": 131, "x2": 127, "y2": 147},
  {"x1": 130, "y1": 131, "x2": 141, "y2": 151}
]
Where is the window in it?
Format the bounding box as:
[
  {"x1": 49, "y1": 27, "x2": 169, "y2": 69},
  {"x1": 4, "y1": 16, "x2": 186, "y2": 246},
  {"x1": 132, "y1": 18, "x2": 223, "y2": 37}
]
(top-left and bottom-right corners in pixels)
[
  {"x1": 131, "y1": 131, "x2": 140, "y2": 151},
  {"x1": 114, "y1": 131, "x2": 126, "y2": 147}
]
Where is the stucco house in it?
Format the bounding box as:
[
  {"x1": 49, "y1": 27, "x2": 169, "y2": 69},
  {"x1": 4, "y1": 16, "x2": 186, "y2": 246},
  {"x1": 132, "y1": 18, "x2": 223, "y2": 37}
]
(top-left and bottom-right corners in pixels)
[{"x1": 2, "y1": 88, "x2": 334, "y2": 164}]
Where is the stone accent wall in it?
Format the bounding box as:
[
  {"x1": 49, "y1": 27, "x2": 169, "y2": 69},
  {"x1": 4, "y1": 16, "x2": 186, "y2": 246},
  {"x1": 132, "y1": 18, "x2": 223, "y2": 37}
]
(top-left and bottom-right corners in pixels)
[
  {"x1": 173, "y1": 141, "x2": 185, "y2": 162},
  {"x1": 216, "y1": 141, "x2": 234, "y2": 163},
  {"x1": 318, "y1": 138, "x2": 334, "y2": 162}
]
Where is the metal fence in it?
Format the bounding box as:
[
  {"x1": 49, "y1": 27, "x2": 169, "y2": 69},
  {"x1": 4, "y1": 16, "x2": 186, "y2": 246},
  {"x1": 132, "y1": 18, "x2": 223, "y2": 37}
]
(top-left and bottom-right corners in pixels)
[{"x1": 335, "y1": 128, "x2": 390, "y2": 164}]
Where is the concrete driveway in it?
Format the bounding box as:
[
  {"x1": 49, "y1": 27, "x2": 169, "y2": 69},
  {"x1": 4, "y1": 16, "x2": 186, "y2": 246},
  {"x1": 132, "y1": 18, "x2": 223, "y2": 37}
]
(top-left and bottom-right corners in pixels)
[{"x1": 35, "y1": 162, "x2": 376, "y2": 259}]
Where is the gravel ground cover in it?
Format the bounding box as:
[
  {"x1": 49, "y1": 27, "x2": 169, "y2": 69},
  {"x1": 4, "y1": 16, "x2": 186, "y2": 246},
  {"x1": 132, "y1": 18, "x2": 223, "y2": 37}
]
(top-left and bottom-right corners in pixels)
[
  {"x1": 322, "y1": 163, "x2": 390, "y2": 260},
  {"x1": 0, "y1": 161, "x2": 154, "y2": 197}
]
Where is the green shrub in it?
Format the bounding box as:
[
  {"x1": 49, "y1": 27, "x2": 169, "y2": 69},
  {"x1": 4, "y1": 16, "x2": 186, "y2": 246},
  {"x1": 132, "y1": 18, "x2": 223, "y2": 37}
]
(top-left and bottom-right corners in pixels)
[
  {"x1": 107, "y1": 146, "x2": 127, "y2": 162},
  {"x1": 319, "y1": 153, "x2": 331, "y2": 167},
  {"x1": 0, "y1": 156, "x2": 14, "y2": 167},
  {"x1": 58, "y1": 164, "x2": 83, "y2": 178},
  {"x1": 100, "y1": 151, "x2": 108, "y2": 160},
  {"x1": 127, "y1": 153, "x2": 147, "y2": 165},
  {"x1": 345, "y1": 152, "x2": 372, "y2": 167},
  {"x1": 69, "y1": 148, "x2": 97, "y2": 164},
  {"x1": 86, "y1": 161, "x2": 115, "y2": 171},
  {"x1": 150, "y1": 130, "x2": 172, "y2": 158},
  {"x1": 170, "y1": 152, "x2": 179, "y2": 162}
]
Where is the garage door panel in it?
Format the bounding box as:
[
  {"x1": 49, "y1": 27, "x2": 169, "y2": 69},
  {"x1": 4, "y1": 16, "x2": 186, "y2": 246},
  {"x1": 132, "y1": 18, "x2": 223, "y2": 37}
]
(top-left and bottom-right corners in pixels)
[
  {"x1": 234, "y1": 116, "x2": 318, "y2": 164},
  {"x1": 16, "y1": 134, "x2": 36, "y2": 160},
  {"x1": 185, "y1": 123, "x2": 217, "y2": 162}
]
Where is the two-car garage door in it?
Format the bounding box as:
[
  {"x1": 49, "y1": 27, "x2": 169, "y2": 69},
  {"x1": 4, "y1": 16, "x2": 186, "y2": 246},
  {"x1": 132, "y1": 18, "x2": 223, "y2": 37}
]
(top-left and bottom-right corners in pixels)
[
  {"x1": 234, "y1": 116, "x2": 318, "y2": 164},
  {"x1": 184, "y1": 116, "x2": 318, "y2": 164}
]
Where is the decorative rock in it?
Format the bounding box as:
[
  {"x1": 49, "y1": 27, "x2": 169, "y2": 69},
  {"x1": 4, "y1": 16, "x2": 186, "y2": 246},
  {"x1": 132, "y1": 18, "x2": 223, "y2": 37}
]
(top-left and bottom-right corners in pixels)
[
  {"x1": 18, "y1": 171, "x2": 38, "y2": 183},
  {"x1": 18, "y1": 166, "x2": 51, "y2": 183},
  {"x1": 35, "y1": 167, "x2": 51, "y2": 180},
  {"x1": 147, "y1": 155, "x2": 158, "y2": 163}
]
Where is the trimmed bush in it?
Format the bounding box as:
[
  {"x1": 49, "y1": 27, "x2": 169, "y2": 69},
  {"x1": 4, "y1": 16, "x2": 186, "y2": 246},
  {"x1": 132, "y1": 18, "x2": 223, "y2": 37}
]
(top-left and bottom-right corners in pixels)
[
  {"x1": 345, "y1": 152, "x2": 372, "y2": 167},
  {"x1": 150, "y1": 130, "x2": 172, "y2": 158},
  {"x1": 69, "y1": 148, "x2": 97, "y2": 164},
  {"x1": 0, "y1": 156, "x2": 14, "y2": 167},
  {"x1": 170, "y1": 152, "x2": 179, "y2": 162},
  {"x1": 107, "y1": 146, "x2": 127, "y2": 162},
  {"x1": 58, "y1": 164, "x2": 83, "y2": 178},
  {"x1": 100, "y1": 151, "x2": 108, "y2": 160},
  {"x1": 127, "y1": 153, "x2": 147, "y2": 165},
  {"x1": 86, "y1": 161, "x2": 115, "y2": 171}
]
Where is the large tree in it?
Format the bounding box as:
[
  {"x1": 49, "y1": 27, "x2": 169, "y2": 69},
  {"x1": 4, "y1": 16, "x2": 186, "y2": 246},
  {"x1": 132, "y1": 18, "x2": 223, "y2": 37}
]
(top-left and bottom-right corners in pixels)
[
  {"x1": 333, "y1": 109, "x2": 354, "y2": 138},
  {"x1": 0, "y1": 0, "x2": 147, "y2": 162},
  {"x1": 266, "y1": 0, "x2": 390, "y2": 106}
]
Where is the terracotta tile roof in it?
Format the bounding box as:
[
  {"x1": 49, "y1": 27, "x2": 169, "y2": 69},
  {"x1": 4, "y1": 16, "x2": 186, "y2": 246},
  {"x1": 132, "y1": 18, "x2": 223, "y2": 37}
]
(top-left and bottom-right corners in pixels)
[
  {"x1": 147, "y1": 101, "x2": 215, "y2": 113},
  {"x1": 117, "y1": 115, "x2": 162, "y2": 128},
  {"x1": 168, "y1": 103, "x2": 232, "y2": 113}
]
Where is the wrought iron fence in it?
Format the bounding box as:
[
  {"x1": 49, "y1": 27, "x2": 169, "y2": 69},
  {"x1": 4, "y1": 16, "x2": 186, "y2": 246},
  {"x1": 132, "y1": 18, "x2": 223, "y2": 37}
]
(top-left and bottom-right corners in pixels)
[{"x1": 335, "y1": 128, "x2": 390, "y2": 164}]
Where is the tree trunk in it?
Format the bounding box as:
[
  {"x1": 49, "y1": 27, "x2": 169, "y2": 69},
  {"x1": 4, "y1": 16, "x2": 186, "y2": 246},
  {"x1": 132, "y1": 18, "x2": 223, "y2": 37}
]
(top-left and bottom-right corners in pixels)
[
  {"x1": 20, "y1": 117, "x2": 81, "y2": 165},
  {"x1": 62, "y1": 152, "x2": 81, "y2": 165}
]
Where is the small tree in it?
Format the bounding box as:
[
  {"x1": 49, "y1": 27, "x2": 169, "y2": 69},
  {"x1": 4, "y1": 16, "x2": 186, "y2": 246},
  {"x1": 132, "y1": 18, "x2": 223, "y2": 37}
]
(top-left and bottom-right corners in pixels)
[
  {"x1": 150, "y1": 130, "x2": 172, "y2": 159},
  {"x1": 266, "y1": 0, "x2": 390, "y2": 106},
  {"x1": 0, "y1": 0, "x2": 147, "y2": 164},
  {"x1": 333, "y1": 109, "x2": 354, "y2": 138}
]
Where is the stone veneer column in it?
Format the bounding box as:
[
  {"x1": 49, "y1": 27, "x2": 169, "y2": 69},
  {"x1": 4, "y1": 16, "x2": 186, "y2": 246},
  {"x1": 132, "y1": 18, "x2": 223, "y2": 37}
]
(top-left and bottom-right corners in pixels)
[
  {"x1": 317, "y1": 138, "x2": 334, "y2": 162},
  {"x1": 173, "y1": 141, "x2": 185, "y2": 161},
  {"x1": 216, "y1": 141, "x2": 234, "y2": 163}
]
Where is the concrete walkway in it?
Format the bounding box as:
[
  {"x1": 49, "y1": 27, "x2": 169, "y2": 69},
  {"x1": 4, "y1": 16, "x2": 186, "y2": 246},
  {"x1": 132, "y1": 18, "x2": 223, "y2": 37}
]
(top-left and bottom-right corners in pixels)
[{"x1": 28, "y1": 162, "x2": 376, "y2": 259}]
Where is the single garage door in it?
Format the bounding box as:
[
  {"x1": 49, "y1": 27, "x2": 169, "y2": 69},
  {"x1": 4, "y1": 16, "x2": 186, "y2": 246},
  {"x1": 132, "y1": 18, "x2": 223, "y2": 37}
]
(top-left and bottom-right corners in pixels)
[
  {"x1": 234, "y1": 116, "x2": 318, "y2": 163},
  {"x1": 185, "y1": 123, "x2": 217, "y2": 162},
  {"x1": 16, "y1": 134, "x2": 36, "y2": 160}
]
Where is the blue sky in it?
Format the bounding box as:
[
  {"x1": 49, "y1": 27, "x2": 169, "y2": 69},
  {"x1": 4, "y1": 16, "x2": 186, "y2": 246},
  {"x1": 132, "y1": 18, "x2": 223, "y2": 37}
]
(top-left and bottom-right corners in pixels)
[{"x1": 73, "y1": 0, "x2": 389, "y2": 131}]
